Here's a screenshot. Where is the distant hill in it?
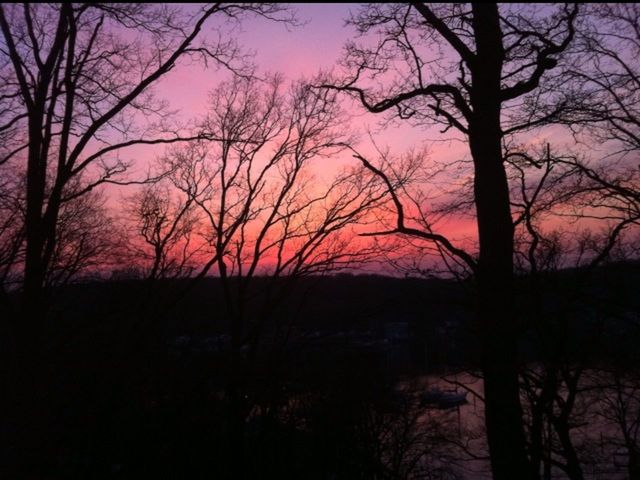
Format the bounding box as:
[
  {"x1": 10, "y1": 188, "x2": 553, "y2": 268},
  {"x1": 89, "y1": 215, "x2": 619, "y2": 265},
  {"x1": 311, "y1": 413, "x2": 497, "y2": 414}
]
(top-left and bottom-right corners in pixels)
[{"x1": 41, "y1": 259, "x2": 640, "y2": 367}]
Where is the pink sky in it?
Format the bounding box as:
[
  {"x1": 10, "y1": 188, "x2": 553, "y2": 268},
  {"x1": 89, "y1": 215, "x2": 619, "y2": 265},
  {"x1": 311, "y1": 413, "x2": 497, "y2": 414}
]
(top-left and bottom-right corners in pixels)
[
  {"x1": 156, "y1": 4, "x2": 358, "y2": 118},
  {"x1": 119, "y1": 4, "x2": 476, "y2": 242},
  {"x1": 152, "y1": 4, "x2": 445, "y2": 158},
  {"x1": 111, "y1": 4, "x2": 614, "y2": 270}
]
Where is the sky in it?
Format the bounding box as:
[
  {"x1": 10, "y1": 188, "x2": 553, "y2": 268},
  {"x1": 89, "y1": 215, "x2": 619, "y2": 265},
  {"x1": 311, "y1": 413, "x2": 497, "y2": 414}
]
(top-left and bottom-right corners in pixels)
[
  {"x1": 103, "y1": 3, "x2": 622, "y2": 275},
  {"x1": 158, "y1": 4, "x2": 359, "y2": 115},
  {"x1": 0, "y1": 2, "x2": 634, "y2": 281},
  {"x1": 121, "y1": 3, "x2": 478, "y2": 246},
  {"x1": 152, "y1": 3, "x2": 456, "y2": 160}
]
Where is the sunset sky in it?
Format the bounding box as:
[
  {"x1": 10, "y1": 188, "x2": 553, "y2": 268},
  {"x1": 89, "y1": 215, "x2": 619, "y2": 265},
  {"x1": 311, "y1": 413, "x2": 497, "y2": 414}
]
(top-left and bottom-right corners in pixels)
[
  {"x1": 119, "y1": 4, "x2": 478, "y2": 250},
  {"x1": 89, "y1": 3, "x2": 626, "y2": 274},
  {"x1": 0, "y1": 3, "x2": 629, "y2": 281},
  {"x1": 3, "y1": 6, "x2": 638, "y2": 478}
]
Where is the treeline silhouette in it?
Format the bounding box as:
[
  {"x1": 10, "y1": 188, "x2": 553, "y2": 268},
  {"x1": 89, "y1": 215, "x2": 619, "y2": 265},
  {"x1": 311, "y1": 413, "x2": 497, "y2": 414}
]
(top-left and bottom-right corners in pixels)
[{"x1": 1, "y1": 262, "x2": 637, "y2": 478}]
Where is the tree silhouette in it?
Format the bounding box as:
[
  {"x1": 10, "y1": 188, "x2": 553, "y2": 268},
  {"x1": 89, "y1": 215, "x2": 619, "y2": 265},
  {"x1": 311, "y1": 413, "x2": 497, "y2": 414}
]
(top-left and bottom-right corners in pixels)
[
  {"x1": 321, "y1": 4, "x2": 578, "y2": 478},
  {"x1": 124, "y1": 182, "x2": 206, "y2": 282},
  {"x1": 0, "y1": 3, "x2": 292, "y2": 476},
  {"x1": 157, "y1": 75, "x2": 387, "y2": 476},
  {"x1": 0, "y1": 1, "x2": 290, "y2": 325}
]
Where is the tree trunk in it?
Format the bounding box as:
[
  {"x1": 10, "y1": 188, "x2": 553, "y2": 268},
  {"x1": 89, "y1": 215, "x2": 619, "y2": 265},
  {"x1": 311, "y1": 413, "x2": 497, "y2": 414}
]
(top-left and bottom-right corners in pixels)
[
  {"x1": 23, "y1": 109, "x2": 48, "y2": 325},
  {"x1": 228, "y1": 311, "x2": 247, "y2": 479},
  {"x1": 4, "y1": 87, "x2": 59, "y2": 477},
  {"x1": 552, "y1": 417, "x2": 584, "y2": 480},
  {"x1": 470, "y1": 4, "x2": 534, "y2": 479},
  {"x1": 3, "y1": 108, "x2": 54, "y2": 478},
  {"x1": 629, "y1": 446, "x2": 640, "y2": 480}
]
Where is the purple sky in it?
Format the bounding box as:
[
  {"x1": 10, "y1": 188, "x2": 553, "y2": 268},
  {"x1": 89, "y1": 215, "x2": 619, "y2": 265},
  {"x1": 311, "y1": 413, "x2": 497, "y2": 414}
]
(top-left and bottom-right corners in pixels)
[
  {"x1": 117, "y1": 4, "x2": 479, "y2": 242},
  {"x1": 119, "y1": 4, "x2": 582, "y2": 244},
  {"x1": 152, "y1": 4, "x2": 467, "y2": 170}
]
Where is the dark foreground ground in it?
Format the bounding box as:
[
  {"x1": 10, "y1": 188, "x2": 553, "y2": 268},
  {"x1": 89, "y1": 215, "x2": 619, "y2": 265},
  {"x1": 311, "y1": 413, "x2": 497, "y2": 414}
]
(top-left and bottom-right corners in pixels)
[{"x1": 0, "y1": 262, "x2": 638, "y2": 478}]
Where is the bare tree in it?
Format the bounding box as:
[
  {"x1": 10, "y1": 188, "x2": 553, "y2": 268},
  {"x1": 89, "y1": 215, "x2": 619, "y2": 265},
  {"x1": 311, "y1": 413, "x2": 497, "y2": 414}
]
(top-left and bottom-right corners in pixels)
[
  {"x1": 0, "y1": 166, "x2": 119, "y2": 308},
  {"x1": 0, "y1": 3, "x2": 293, "y2": 476},
  {"x1": 503, "y1": 138, "x2": 638, "y2": 480},
  {"x1": 320, "y1": 4, "x2": 579, "y2": 478},
  {"x1": 157, "y1": 74, "x2": 387, "y2": 476},
  {"x1": 592, "y1": 366, "x2": 640, "y2": 479},
  {"x1": 549, "y1": 3, "x2": 640, "y2": 245},
  {"x1": 543, "y1": 7, "x2": 640, "y2": 468},
  {"x1": 0, "y1": 1, "x2": 292, "y2": 329},
  {"x1": 123, "y1": 182, "x2": 207, "y2": 282},
  {"x1": 0, "y1": 166, "x2": 25, "y2": 312},
  {"x1": 561, "y1": 4, "x2": 640, "y2": 153},
  {"x1": 46, "y1": 181, "x2": 116, "y2": 287}
]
